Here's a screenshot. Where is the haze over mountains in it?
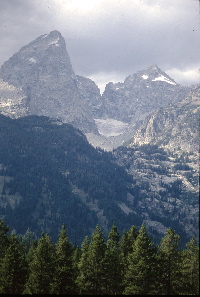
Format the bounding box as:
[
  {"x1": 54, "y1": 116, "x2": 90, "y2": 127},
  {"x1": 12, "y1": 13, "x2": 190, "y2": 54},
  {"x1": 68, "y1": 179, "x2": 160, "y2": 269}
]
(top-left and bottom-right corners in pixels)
[{"x1": 0, "y1": 30, "x2": 199, "y2": 245}]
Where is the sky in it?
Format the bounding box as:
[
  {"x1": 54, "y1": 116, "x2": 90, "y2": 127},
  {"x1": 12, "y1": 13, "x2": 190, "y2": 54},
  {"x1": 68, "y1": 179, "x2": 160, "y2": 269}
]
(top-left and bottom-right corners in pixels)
[{"x1": 0, "y1": 0, "x2": 200, "y2": 93}]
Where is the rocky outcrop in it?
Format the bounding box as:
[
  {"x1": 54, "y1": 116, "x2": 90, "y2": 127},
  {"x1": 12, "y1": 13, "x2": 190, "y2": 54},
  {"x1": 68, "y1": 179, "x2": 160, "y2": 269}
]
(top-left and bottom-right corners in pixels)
[
  {"x1": 0, "y1": 30, "x2": 99, "y2": 133},
  {"x1": 100, "y1": 64, "x2": 190, "y2": 124},
  {"x1": 0, "y1": 79, "x2": 29, "y2": 118},
  {"x1": 128, "y1": 84, "x2": 200, "y2": 153}
]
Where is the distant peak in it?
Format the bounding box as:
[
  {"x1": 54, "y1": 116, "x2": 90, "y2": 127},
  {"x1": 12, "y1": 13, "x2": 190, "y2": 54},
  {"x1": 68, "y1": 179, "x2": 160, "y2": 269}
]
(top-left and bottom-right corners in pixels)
[
  {"x1": 48, "y1": 30, "x2": 63, "y2": 38},
  {"x1": 148, "y1": 64, "x2": 161, "y2": 71}
]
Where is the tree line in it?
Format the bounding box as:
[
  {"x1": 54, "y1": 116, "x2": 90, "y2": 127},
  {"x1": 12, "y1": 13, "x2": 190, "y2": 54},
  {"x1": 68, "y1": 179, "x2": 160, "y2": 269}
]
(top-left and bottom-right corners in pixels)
[{"x1": 0, "y1": 219, "x2": 199, "y2": 295}]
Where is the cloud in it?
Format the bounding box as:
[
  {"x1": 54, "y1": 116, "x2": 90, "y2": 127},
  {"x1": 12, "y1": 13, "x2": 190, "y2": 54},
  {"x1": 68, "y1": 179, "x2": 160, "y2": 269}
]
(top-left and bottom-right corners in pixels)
[{"x1": 0, "y1": 0, "x2": 199, "y2": 89}]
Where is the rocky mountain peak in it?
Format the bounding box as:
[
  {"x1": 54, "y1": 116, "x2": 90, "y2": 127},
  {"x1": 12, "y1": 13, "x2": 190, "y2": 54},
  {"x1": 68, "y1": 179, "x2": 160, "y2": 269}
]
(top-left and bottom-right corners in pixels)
[
  {"x1": 0, "y1": 31, "x2": 99, "y2": 133},
  {"x1": 0, "y1": 30, "x2": 75, "y2": 89}
]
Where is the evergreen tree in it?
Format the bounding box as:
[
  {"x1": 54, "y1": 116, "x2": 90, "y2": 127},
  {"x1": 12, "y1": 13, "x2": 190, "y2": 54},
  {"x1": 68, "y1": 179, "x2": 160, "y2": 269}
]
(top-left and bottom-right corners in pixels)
[
  {"x1": 24, "y1": 232, "x2": 55, "y2": 294},
  {"x1": 77, "y1": 235, "x2": 91, "y2": 294},
  {"x1": 120, "y1": 225, "x2": 138, "y2": 274},
  {"x1": 123, "y1": 224, "x2": 157, "y2": 295},
  {"x1": 180, "y1": 237, "x2": 199, "y2": 295},
  {"x1": 157, "y1": 227, "x2": 182, "y2": 295},
  {"x1": 50, "y1": 224, "x2": 77, "y2": 294},
  {"x1": 104, "y1": 223, "x2": 123, "y2": 294},
  {"x1": 0, "y1": 234, "x2": 27, "y2": 294},
  {"x1": 0, "y1": 219, "x2": 9, "y2": 259},
  {"x1": 77, "y1": 225, "x2": 106, "y2": 294}
]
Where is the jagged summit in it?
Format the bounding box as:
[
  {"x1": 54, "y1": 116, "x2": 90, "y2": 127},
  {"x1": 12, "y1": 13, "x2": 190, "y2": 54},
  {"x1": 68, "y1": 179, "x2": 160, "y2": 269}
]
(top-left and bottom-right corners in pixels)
[
  {"x1": 0, "y1": 30, "x2": 74, "y2": 89},
  {"x1": 126, "y1": 64, "x2": 177, "y2": 86},
  {"x1": 0, "y1": 31, "x2": 98, "y2": 133}
]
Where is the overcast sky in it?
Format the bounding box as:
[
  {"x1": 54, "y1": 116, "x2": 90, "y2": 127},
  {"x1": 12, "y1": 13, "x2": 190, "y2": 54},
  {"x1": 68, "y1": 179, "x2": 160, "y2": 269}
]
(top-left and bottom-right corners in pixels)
[{"x1": 0, "y1": 0, "x2": 199, "y2": 92}]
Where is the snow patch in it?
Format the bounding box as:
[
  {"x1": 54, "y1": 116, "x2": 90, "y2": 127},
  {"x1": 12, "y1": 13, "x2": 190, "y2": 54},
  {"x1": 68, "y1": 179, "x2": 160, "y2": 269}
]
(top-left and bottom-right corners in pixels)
[
  {"x1": 152, "y1": 75, "x2": 176, "y2": 85},
  {"x1": 48, "y1": 37, "x2": 60, "y2": 46},
  {"x1": 142, "y1": 74, "x2": 148, "y2": 79},
  {"x1": 94, "y1": 118, "x2": 129, "y2": 137},
  {"x1": 29, "y1": 58, "x2": 36, "y2": 63}
]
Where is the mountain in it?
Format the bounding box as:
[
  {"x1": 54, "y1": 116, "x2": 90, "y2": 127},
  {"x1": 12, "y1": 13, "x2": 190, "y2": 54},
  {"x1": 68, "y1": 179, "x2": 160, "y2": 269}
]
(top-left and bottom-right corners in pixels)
[
  {"x1": 0, "y1": 31, "x2": 198, "y2": 246},
  {"x1": 86, "y1": 64, "x2": 191, "y2": 150},
  {"x1": 127, "y1": 84, "x2": 200, "y2": 153},
  {"x1": 0, "y1": 31, "x2": 191, "y2": 150},
  {"x1": 0, "y1": 114, "x2": 133, "y2": 244},
  {"x1": 113, "y1": 143, "x2": 199, "y2": 244},
  {"x1": 0, "y1": 30, "x2": 99, "y2": 134},
  {"x1": 0, "y1": 114, "x2": 198, "y2": 246}
]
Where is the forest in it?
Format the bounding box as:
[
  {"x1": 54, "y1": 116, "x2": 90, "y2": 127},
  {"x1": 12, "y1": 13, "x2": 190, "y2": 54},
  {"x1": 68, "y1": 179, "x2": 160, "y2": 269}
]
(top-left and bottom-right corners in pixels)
[{"x1": 0, "y1": 219, "x2": 199, "y2": 295}]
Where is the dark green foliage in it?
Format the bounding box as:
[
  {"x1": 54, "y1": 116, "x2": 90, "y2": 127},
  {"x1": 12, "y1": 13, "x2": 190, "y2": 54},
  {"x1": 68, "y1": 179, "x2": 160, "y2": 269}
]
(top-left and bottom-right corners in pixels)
[
  {"x1": 104, "y1": 224, "x2": 123, "y2": 294},
  {"x1": 157, "y1": 228, "x2": 182, "y2": 295},
  {"x1": 0, "y1": 219, "x2": 10, "y2": 259},
  {"x1": 77, "y1": 225, "x2": 106, "y2": 295},
  {"x1": 0, "y1": 114, "x2": 132, "y2": 245},
  {"x1": 0, "y1": 234, "x2": 28, "y2": 294},
  {"x1": 180, "y1": 237, "x2": 199, "y2": 295},
  {"x1": 123, "y1": 224, "x2": 157, "y2": 295},
  {"x1": 24, "y1": 233, "x2": 55, "y2": 294},
  {"x1": 0, "y1": 220, "x2": 199, "y2": 295},
  {"x1": 50, "y1": 224, "x2": 77, "y2": 294}
]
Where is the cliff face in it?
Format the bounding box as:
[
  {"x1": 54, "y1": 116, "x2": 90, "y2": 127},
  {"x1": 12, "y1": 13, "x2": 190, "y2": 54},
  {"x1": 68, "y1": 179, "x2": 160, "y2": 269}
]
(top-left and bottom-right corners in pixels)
[
  {"x1": 0, "y1": 30, "x2": 99, "y2": 133},
  {"x1": 99, "y1": 64, "x2": 190, "y2": 124},
  {"x1": 0, "y1": 79, "x2": 29, "y2": 118},
  {"x1": 128, "y1": 84, "x2": 200, "y2": 154}
]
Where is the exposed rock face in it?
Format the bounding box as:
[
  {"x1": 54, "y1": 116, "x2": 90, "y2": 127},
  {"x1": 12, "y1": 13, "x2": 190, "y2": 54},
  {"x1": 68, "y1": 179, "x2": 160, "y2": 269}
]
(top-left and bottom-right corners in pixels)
[
  {"x1": 0, "y1": 79, "x2": 29, "y2": 118},
  {"x1": 0, "y1": 30, "x2": 99, "y2": 133},
  {"x1": 128, "y1": 84, "x2": 200, "y2": 153},
  {"x1": 99, "y1": 64, "x2": 190, "y2": 124},
  {"x1": 0, "y1": 31, "x2": 195, "y2": 150}
]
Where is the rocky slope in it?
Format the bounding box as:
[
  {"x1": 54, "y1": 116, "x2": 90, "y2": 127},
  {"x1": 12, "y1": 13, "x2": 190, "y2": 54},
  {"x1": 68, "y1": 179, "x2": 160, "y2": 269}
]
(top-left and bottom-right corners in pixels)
[
  {"x1": 0, "y1": 30, "x2": 98, "y2": 133},
  {"x1": 0, "y1": 79, "x2": 29, "y2": 118},
  {"x1": 99, "y1": 64, "x2": 190, "y2": 123},
  {"x1": 128, "y1": 84, "x2": 200, "y2": 153},
  {"x1": 0, "y1": 114, "x2": 198, "y2": 245},
  {"x1": 113, "y1": 144, "x2": 199, "y2": 243},
  {"x1": 0, "y1": 31, "x2": 192, "y2": 150},
  {"x1": 86, "y1": 64, "x2": 191, "y2": 150}
]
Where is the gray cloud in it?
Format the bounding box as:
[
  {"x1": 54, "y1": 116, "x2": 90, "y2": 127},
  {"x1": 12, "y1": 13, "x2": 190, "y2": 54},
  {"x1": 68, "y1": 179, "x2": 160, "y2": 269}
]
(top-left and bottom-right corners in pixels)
[{"x1": 0, "y1": 0, "x2": 199, "y2": 92}]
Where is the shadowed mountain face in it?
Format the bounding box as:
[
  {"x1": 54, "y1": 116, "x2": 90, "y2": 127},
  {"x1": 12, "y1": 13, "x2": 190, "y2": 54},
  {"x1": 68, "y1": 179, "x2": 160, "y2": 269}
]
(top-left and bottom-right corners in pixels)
[{"x1": 0, "y1": 114, "x2": 198, "y2": 246}]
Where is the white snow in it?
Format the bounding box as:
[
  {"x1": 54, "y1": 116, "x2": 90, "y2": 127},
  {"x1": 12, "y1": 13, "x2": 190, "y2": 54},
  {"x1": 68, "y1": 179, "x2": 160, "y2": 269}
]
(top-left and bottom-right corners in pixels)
[
  {"x1": 142, "y1": 74, "x2": 149, "y2": 79},
  {"x1": 94, "y1": 118, "x2": 129, "y2": 137},
  {"x1": 152, "y1": 75, "x2": 176, "y2": 85},
  {"x1": 29, "y1": 58, "x2": 36, "y2": 63},
  {"x1": 48, "y1": 37, "x2": 60, "y2": 46}
]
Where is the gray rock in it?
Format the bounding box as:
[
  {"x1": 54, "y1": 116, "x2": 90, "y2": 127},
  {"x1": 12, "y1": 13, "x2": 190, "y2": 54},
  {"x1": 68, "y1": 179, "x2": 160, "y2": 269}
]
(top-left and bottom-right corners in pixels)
[{"x1": 0, "y1": 30, "x2": 99, "y2": 133}]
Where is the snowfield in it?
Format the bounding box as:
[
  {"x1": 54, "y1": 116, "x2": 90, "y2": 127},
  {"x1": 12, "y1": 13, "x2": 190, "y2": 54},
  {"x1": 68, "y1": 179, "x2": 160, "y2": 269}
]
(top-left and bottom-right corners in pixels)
[{"x1": 94, "y1": 118, "x2": 129, "y2": 137}]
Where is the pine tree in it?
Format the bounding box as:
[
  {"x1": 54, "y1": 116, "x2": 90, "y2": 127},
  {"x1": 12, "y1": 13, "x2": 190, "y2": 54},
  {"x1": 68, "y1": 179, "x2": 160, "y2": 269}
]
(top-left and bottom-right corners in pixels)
[
  {"x1": 77, "y1": 235, "x2": 91, "y2": 294},
  {"x1": 50, "y1": 224, "x2": 77, "y2": 294},
  {"x1": 120, "y1": 225, "x2": 138, "y2": 269},
  {"x1": 24, "y1": 232, "x2": 55, "y2": 294},
  {"x1": 180, "y1": 237, "x2": 199, "y2": 295},
  {"x1": 0, "y1": 234, "x2": 27, "y2": 294},
  {"x1": 104, "y1": 223, "x2": 123, "y2": 294},
  {"x1": 77, "y1": 225, "x2": 106, "y2": 294},
  {"x1": 0, "y1": 219, "x2": 9, "y2": 259},
  {"x1": 157, "y1": 227, "x2": 182, "y2": 295},
  {"x1": 123, "y1": 224, "x2": 157, "y2": 295}
]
